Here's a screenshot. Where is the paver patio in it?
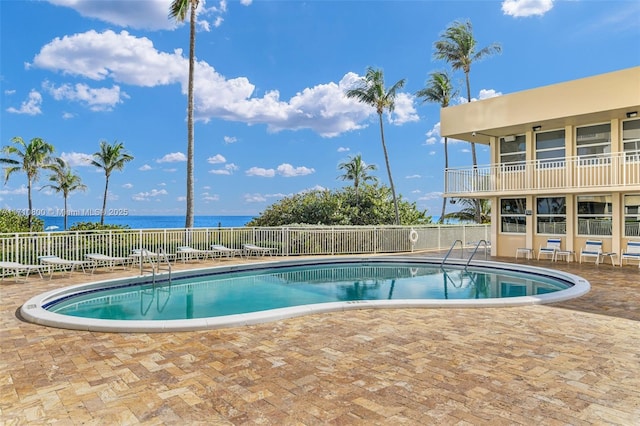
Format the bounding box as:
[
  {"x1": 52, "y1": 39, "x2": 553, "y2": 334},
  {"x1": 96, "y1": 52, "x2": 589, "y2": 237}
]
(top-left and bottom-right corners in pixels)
[{"x1": 1, "y1": 254, "x2": 639, "y2": 424}]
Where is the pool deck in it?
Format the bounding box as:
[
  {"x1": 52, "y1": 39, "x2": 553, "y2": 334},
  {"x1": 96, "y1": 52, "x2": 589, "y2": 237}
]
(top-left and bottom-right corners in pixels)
[{"x1": 1, "y1": 254, "x2": 639, "y2": 424}]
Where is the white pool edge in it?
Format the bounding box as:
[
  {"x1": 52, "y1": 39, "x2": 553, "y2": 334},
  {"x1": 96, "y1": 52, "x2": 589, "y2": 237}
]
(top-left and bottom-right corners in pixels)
[{"x1": 20, "y1": 256, "x2": 591, "y2": 333}]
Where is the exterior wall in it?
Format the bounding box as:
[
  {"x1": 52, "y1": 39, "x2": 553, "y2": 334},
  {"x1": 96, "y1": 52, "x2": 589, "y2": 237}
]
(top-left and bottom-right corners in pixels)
[{"x1": 441, "y1": 67, "x2": 640, "y2": 260}]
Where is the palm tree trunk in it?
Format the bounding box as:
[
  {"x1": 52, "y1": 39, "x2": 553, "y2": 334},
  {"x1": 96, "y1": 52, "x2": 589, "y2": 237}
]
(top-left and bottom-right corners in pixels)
[
  {"x1": 465, "y1": 71, "x2": 481, "y2": 223},
  {"x1": 440, "y1": 137, "x2": 449, "y2": 224},
  {"x1": 27, "y1": 179, "x2": 33, "y2": 231},
  {"x1": 101, "y1": 175, "x2": 109, "y2": 225},
  {"x1": 184, "y1": 0, "x2": 196, "y2": 229},
  {"x1": 378, "y1": 113, "x2": 400, "y2": 225},
  {"x1": 63, "y1": 195, "x2": 68, "y2": 230}
]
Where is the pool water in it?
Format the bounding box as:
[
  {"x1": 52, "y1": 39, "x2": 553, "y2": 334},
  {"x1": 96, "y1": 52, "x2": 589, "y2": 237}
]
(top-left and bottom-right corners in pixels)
[{"x1": 47, "y1": 263, "x2": 570, "y2": 321}]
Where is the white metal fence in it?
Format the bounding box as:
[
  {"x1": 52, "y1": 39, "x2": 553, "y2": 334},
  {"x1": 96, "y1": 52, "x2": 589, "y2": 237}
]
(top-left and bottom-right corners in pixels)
[{"x1": 0, "y1": 225, "x2": 490, "y2": 264}]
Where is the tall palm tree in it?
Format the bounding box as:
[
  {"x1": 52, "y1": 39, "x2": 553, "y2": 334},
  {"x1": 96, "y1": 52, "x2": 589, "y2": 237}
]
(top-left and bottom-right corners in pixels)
[
  {"x1": 434, "y1": 19, "x2": 501, "y2": 222},
  {"x1": 0, "y1": 136, "x2": 54, "y2": 230},
  {"x1": 345, "y1": 67, "x2": 405, "y2": 225},
  {"x1": 337, "y1": 154, "x2": 378, "y2": 200},
  {"x1": 42, "y1": 158, "x2": 87, "y2": 230},
  {"x1": 170, "y1": 0, "x2": 198, "y2": 228},
  {"x1": 91, "y1": 140, "x2": 133, "y2": 225},
  {"x1": 443, "y1": 198, "x2": 491, "y2": 224},
  {"x1": 415, "y1": 71, "x2": 457, "y2": 224}
]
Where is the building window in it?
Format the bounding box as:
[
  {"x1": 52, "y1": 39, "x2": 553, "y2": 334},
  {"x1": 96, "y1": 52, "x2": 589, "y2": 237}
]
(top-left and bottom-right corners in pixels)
[
  {"x1": 577, "y1": 195, "x2": 612, "y2": 236},
  {"x1": 623, "y1": 119, "x2": 640, "y2": 161},
  {"x1": 536, "y1": 197, "x2": 566, "y2": 235},
  {"x1": 536, "y1": 130, "x2": 565, "y2": 166},
  {"x1": 624, "y1": 194, "x2": 640, "y2": 237},
  {"x1": 576, "y1": 123, "x2": 611, "y2": 158},
  {"x1": 499, "y1": 135, "x2": 526, "y2": 166},
  {"x1": 501, "y1": 198, "x2": 526, "y2": 233}
]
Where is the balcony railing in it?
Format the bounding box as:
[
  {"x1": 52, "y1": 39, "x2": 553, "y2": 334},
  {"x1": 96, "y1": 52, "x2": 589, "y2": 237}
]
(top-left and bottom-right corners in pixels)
[
  {"x1": 0, "y1": 224, "x2": 490, "y2": 264},
  {"x1": 445, "y1": 151, "x2": 640, "y2": 196}
]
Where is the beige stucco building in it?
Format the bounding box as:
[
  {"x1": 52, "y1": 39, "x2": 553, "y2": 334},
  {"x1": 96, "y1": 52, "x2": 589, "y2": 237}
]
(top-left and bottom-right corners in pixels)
[{"x1": 440, "y1": 66, "x2": 640, "y2": 259}]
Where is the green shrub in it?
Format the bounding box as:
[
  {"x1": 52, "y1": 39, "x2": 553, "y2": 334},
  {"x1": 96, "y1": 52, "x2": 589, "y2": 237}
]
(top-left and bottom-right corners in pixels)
[
  {"x1": 67, "y1": 221, "x2": 130, "y2": 231},
  {"x1": 0, "y1": 209, "x2": 44, "y2": 233}
]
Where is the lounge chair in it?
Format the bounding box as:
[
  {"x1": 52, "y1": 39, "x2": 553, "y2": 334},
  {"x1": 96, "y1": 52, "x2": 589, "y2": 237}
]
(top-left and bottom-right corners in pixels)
[
  {"x1": 210, "y1": 244, "x2": 243, "y2": 258},
  {"x1": 243, "y1": 243, "x2": 276, "y2": 257},
  {"x1": 620, "y1": 240, "x2": 640, "y2": 268},
  {"x1": 84, "y1": 253, "x2": 131, "y2": 273},
  {"x1": 38, "y1": 255, "x2": 91, "y2": 278},
  {"x1": 579, "y1": 240, "x2": 603, "y2": 264},
  {"x1": 176, "y1": 246, "x2": 218, "y2": 262},
  {"x1": 0, "y1": 261, "x2": 47, "y2": 282},
  {"x1": 537, "y1": 238, "x2": 561, "y2": 261}
]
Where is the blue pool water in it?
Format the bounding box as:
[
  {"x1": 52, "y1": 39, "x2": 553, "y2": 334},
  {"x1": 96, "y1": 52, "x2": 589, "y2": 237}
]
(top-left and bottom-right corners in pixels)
[{"x1": 46, "y1": 262, "x2": 571, "y2": 321}]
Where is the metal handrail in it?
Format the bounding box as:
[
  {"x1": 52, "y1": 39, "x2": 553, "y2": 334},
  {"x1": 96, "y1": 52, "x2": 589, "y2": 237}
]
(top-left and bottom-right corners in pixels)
[
  {"x1": 466, "y1": 240, "x2": 490, "y2": 267},
  {"x1": 441, "y1": 239, "x2": 463, "y2": 266}
]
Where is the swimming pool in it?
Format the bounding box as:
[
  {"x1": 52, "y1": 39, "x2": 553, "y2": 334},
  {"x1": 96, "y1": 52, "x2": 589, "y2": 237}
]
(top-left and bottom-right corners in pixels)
[{"x1": 21, "y1": 256, "x2": 590, "y2": 332}]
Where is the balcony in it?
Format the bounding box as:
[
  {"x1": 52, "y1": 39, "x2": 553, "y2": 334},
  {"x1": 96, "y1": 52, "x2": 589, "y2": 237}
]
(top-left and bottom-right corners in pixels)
[{"x1": 444, "y1": 151, "x2": 640, "y2": 197}]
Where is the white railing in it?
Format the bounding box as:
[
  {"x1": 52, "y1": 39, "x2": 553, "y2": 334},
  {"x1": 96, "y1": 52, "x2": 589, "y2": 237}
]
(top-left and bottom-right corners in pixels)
[
  {"x1": 445, "y1": 151, "x2": 640, "y2": 195},
  {"x1": 0, "y1": 225, "x2": 490, "y2": 263}
]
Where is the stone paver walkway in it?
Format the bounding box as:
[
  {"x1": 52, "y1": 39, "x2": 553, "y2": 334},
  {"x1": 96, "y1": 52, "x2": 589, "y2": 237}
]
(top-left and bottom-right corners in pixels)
[{"x1": 1, "y1": 255, "x2": 639, "y2": 424}]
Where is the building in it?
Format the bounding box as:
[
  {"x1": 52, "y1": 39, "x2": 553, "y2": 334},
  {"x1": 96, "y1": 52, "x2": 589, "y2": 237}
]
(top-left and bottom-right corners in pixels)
[{"x1": 440, "y1": 67, "x2": 640, "y2": 259}]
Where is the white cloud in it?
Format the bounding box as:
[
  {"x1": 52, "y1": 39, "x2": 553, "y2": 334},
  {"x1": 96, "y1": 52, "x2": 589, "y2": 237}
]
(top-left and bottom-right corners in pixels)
[
  {"x1": 157, "y1": 152, "x2": 186, "y2": 163},
  {"x1": 502, "y1": 0, "x2": 554, "y2": 17},
  {"x1": 131, "y1": 188, "x2": 168, "y2": 201},
  {"x1": 418, "y1": 191, "x2": 443, "y2": 201},
  {"x1": 139, "y1": 164, "x2": 152, "y2": 171},
  {"x1": 43, "y1": 81, "x2": 127, "y2": 111},
  {"x1": 209, "y1": 163, "x2": 238, "y2": 175},
  {"x1": 30, "y1": 31, "x2": 417, "y2": 137},
  {"x1": 60, "y1": 152, "x2": 93, "y2": 167},
  {"x1": 6, "y1": 90, "x2": 42, "y2": 115},
  {"x1": 122, "y1": 183, "x2": 133, "y2": 189},
  {"x1": 163, "y1": 168, "x2": 178, "y2": 172},
  {"x1": 62, "y1": 112, "x2": 75, "y2": 119},
  {"x1": 389, "y1": 92, "x2": 419, "y2": 125},
  {"x1": 276, "y1": 163, "x2": 315, "y2": 177},
  {"x1": 207, "y1": 154, "x2": 226, "y2": 164},
  {"x1": 337, "y1": 147, "x2": 350, "y2": 152},
  {"x1": 405, "y1": 175, "x2": 421, "y2": 179},
  {"x1": 0, "y1": 185, "x2": 28, "y2": 195},
  {"x1": 478, "y1": 89, "x2": 502, "y2": 100},
  {"x1": 201, "y1": 192, "x2": 220, "y2": 202},
  {"x1": 244, "y1": 193, "x2": 267, "y2": 202},
  {"x1": 246, "y1": 167, "x2": 275, "y2": 177},
  {"x1": 177, "y1": 196, "x2": 186, "y2": 202},
  {"x1": 223, "y1": 136, "x2": 237, "y2": 144}
]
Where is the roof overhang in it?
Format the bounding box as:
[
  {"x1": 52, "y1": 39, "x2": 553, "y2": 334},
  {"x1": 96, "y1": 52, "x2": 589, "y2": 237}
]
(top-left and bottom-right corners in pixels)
[{"x1": 440, "y1": 67, "x2": 640, "y2": 145}]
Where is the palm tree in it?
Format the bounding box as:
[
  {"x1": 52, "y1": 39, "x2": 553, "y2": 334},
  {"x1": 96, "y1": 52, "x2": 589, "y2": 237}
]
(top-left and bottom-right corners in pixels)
[
  {"x1": 0, "y1": 136, "x2": 54, "y2": 230},
  {"x1": 434, "y1": 20, "x2": 501, "y2": 224},
  {"x1": 443, "y1": 198, "x2": 491, "y2": 224},
  {"x1": 345, "y1": 67, "x2": 405, "y2": 225},
  {"x1": 337, "y1": 154, "x2": 378, "y2": 200},
  {"x1": 91, "y1": 140, "x2": 133, "y2": 225},
  {"x1": 415, "y1": 71, "x2": 457, "y2": 224},
  {"x1": 170, "y1": 0, "x2": 198, "y2": 228},
  {"x1": 42, "y1": 158, "x2": 87, "y2": 230}
]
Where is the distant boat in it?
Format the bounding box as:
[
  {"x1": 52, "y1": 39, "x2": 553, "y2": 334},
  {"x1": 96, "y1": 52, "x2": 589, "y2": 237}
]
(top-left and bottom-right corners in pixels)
[{"x1": 45, "y1": 225, "x2": 60, "y2": 231}]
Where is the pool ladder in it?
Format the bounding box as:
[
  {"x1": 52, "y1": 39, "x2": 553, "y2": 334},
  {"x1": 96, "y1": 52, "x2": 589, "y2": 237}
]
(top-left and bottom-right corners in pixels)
[
  {"x1": 441, "y1": 239, "x2": 490, "y2": 267},
  {"x1": 139, "y1": 248, "x2": 172, "y2": 284}
]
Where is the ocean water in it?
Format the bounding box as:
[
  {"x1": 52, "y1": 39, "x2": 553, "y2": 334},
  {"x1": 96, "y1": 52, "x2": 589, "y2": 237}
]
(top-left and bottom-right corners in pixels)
[{"x1": 40, "y1": 215, "x2": 255, "y2": 230}]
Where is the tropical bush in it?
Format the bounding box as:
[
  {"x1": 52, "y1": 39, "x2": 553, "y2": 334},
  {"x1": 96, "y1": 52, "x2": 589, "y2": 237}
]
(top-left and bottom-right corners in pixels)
[
  {"x1": 67, "y1": 221, "x2": 130, "y2": 231},
  {"x1": 247, "y1": 184, "x2": 432, "y2": 226},
  {"x1": 0, "y1": 209, "x2": 44, "y2": 233}
]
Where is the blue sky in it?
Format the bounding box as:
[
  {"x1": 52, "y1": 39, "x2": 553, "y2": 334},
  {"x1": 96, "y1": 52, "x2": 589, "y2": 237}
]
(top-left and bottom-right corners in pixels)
[{"x1": 1, "y1": 0, "x2": 639, "y2": 219}]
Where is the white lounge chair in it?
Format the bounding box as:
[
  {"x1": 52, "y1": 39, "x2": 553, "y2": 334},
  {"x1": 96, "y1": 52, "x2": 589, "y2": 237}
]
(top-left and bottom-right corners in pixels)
[
  {"x1": 38, "y1": 255, "x2": 91, "y2": 278},
  {"x1": 538, "y1": 238, "x2": 561, "y2": 261},
  {"x1": 243, "y1": 243, "x2": 276, "y2": 257},
  {"x1": 0, "y1": 261, "x2": 47, "y2": 281},
  {"x1": 620, "y1": 240, "x2": 640, "y2": 268},
  {"x1": 176, "y1": 246, "x2": 218, "y2": 262},
  {"x1": 210, "y1": 244, "x2": 243, "y2": 258},
  {"x1": 84, "y1": 253, "x2": 131, "y2": 273},
  {"x1": 579, "y1": 240, "x2": 603, "y2": 264}
]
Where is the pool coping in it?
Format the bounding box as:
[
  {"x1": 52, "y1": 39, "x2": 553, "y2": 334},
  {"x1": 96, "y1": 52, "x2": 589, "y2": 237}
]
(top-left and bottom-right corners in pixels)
[{"x1": 20, "y1": 256, "x2": 591, "y2": 333}]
